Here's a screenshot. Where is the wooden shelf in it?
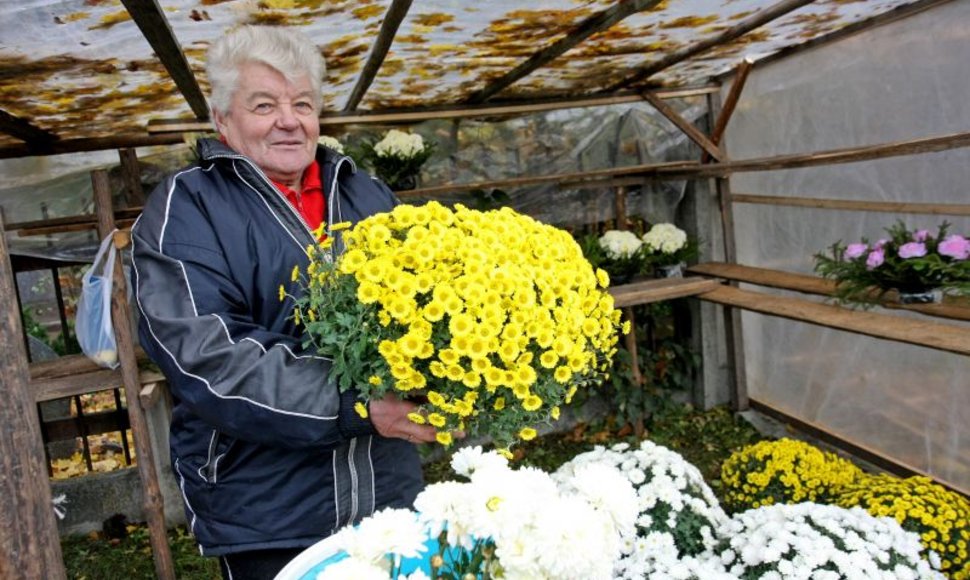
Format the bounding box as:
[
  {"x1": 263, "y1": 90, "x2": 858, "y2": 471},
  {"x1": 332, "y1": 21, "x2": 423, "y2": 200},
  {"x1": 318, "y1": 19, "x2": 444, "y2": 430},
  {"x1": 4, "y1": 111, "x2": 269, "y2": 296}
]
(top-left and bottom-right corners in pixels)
[
  {"x1": 29, "y1": 351, "x2": 164, "y2": 404},
  {"x1": 608, "y1": 276, "x2": 723, "y2": 307},
  {"x1": 688, "y1": 262, "x2": 970, "y2": 321},
  {"x1": 697, "y1": 284, "x2": 970, "y2": 356}
]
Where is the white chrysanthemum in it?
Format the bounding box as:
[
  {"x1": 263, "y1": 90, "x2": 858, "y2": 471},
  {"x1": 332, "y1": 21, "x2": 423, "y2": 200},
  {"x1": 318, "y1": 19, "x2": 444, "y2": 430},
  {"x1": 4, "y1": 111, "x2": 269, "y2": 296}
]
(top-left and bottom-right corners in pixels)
[
  {"x1": 317, "y1": 135, "x2": 345, "y2": 154},
  {"x1": 555, "y1": 440, "x2": 727, "y2": 579},
  {"x1": 558, "y1": 463, "x2": 638, "y2": 538},
  {"x1": 315, "y1": 556, "x2": 389, "y2": 580},
  {"x1": 525, "y1": 495, "x2": 619, "y2": 580},
  {"x1": 333, "y1": 508, "x2": 427, "y2": 565},
  {"x1": 449, "y1": 445, "x2": 508, "y2": 478},
  {"x1": 712, "y1": 503, "x2": 945, "y2": 579},
  {"x1": 374, "y1": 129, "x2": 426, "y2": 159},
  {"x1": 598, "y1": 229, "x2": 643, "y2": 259},
  {"x1": 643, "y1": 223, "x2": 688, "y2": 255}
]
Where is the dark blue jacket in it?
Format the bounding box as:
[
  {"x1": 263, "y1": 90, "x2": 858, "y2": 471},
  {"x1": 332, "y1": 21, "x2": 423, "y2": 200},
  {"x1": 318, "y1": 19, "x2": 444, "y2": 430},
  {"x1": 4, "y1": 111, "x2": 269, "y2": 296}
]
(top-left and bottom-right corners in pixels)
[{"x1": 131, "y1": 138, "x2": 424, "y2": 556}]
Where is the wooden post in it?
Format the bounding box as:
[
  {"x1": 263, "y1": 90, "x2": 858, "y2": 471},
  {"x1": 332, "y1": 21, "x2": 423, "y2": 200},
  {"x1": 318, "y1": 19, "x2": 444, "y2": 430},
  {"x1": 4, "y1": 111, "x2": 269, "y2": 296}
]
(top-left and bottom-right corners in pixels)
[
  {"x1": 0, "y1": 209, "x2": 67, "y2": 580},
  {"x1": 118, "y1": 148, "x2": 146, "y2": 207},
  {"x1": 90, "y1": 170, "x2": 176, "y2": 580},
  {"x1": 706, "y1": 92, "x2": 749, "y2": 412},
  {"x1": 613, "y1": 186, "x2": 645, "y2": 433}
]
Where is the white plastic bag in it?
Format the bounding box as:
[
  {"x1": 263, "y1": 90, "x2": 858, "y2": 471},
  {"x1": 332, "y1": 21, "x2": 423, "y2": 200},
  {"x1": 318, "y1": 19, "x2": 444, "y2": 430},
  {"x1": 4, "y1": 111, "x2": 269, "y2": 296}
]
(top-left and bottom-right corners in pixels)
[{"x1": 75, "y1": 230, "x2": 119, "y2": 369}]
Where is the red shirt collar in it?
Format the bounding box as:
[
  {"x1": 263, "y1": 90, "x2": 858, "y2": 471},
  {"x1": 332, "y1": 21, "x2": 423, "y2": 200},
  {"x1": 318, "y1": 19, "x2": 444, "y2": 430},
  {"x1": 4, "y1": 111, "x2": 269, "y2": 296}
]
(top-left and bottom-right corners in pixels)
[{"x1": 271, "y1": 159, "x2": 322, "y2": 197}]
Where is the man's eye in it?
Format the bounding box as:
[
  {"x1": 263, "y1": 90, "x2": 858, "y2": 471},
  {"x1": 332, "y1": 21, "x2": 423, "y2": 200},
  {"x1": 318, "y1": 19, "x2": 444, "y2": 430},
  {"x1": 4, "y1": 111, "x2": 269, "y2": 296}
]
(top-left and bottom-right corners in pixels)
[{"x1": 294, "y1": 102, "x2": 315, "y2": 115}]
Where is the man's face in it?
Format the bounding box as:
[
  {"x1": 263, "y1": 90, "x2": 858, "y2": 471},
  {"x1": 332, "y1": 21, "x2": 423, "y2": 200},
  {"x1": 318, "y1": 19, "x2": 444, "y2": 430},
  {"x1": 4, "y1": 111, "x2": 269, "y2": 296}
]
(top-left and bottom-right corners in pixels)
[{"x1": 214, "y1": 61, "x2": 320, "y2": 188}]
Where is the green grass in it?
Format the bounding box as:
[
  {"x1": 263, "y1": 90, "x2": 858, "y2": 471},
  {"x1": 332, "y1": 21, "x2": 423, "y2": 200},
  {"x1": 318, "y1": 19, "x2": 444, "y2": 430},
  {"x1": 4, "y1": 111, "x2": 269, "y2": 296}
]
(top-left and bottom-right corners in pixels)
[
  {"x1": 61, "y1": 402, "x2": 764, "y2": 579},
  {"x1": 62, "y1": 525, "x2": 220, "y2": 580}
]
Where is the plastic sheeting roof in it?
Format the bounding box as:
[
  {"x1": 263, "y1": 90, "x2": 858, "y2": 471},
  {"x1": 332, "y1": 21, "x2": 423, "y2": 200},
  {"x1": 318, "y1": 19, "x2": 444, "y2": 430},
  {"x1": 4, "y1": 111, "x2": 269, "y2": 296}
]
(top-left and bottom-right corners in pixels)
[{"x1": 1, "y1": 0, "x2": 920, "y2": 150}]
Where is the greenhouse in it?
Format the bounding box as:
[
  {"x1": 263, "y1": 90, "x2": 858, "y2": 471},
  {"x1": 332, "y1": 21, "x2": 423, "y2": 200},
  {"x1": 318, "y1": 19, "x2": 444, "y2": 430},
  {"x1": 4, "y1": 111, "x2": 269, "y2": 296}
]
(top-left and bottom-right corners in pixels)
[{"x1": 0, "y1": 0, "x2": 967, "y2": 579}]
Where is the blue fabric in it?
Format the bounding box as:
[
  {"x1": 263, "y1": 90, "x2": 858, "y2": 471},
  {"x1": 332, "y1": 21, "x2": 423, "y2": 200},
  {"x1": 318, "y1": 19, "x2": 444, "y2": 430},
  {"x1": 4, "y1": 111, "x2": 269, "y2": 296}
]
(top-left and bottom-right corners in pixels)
[{"x1": 298, "y1": 534, "x2": 454, "y2": 579}]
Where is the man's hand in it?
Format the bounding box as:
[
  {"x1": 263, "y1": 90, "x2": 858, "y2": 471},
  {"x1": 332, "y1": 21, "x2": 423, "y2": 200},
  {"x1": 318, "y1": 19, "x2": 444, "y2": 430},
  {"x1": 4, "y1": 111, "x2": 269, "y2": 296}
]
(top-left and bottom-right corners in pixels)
[{"x1": 368, "y1": 393, "x2": 438, "y2": 444}]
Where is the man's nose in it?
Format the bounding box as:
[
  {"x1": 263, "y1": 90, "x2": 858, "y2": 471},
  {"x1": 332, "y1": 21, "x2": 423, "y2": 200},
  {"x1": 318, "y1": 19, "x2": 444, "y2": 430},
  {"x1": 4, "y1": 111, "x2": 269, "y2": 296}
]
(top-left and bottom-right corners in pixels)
[{"x1": 276, "y1": 104, "x2": 300, "y2": 129}]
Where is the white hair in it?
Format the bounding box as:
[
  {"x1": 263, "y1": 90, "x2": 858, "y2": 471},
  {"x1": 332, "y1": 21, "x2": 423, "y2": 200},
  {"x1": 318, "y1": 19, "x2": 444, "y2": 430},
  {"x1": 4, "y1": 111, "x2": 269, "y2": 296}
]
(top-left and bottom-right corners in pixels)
[{"x1": 206, "y1": 25, "x2": 325, "y2": 117}]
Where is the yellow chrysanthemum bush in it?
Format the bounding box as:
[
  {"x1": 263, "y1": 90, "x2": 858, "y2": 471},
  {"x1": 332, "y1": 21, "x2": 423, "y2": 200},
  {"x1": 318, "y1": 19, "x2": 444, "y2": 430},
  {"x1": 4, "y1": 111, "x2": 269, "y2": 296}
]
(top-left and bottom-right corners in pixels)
[
  {"x1": 720, "y1": 438, "x2": 862, "y2": 512},
  {"x1": 836, "y1": 474, "x2": 970, "y2": 579},
  {"x1": 288, "y1": 202, "x2": 625, "y2": 450}
]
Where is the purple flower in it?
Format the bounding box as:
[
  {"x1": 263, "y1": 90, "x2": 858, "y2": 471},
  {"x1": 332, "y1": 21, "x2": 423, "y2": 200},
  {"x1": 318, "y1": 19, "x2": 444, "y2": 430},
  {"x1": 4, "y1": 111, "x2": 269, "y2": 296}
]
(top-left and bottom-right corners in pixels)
[
  {"x1": 866, "y1": 248, "x2": 885, "y2": 270},
  {"x1": 913, "y1": 229, "x2": 930, "y2": 242},
  {"x1": 874, "y1": 238, "x2": 889, "y2": 249},
  {"x1": 844, "y1": 243, "x2": 868, "y2": 260},
  {"x1": 898, "y1": 242, "x2": 927, "y2": 259},
  {"x1": 938, "y1": 234, "x2": 970, "y2": 260}
]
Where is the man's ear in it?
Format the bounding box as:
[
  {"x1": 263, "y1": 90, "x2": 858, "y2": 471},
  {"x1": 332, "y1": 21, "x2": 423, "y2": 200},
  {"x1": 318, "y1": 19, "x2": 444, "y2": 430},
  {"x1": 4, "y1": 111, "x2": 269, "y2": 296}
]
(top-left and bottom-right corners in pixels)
[{"x1": 212, "y1": 108, "x2": 229, "y2": 136}]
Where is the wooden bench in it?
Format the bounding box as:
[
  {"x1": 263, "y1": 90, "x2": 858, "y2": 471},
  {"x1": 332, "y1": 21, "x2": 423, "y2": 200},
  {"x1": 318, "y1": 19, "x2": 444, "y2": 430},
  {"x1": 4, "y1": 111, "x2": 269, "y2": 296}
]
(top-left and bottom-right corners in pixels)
[
  {"x1": 688, "y1": 262, "x2": 970, "y2": 322},
  {"x1": 696, "y1": 284, "x2": 970, "y2": 356},
  {"x1": 608, "y1": 276, "x2": 723, "y2": 307}
]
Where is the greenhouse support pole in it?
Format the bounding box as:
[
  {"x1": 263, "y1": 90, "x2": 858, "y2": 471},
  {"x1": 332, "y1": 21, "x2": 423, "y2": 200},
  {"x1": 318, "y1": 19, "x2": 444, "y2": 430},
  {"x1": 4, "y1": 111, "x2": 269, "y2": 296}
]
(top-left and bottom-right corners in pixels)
[
  {"x1": 705, "y1": 92, "x2": 749, "y2": 411},
  {"x1": 91, "y1": 169, "x2": 176, "y2": 580},
  {"x1": 0, "y1": 209, "x2": 67, "y2": 580}
]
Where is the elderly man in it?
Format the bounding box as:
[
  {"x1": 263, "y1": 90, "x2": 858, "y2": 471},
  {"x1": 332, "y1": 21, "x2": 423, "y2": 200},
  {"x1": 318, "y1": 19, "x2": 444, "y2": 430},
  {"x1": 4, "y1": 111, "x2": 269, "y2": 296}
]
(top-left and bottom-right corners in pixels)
[{"x1": 132, "y1": 25, "x2": 436, "y2": 579}]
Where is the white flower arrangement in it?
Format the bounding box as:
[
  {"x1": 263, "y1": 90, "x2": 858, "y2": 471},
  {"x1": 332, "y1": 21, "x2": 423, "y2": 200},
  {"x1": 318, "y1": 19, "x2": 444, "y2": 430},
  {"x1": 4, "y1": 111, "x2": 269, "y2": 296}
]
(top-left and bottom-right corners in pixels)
[
  {"x1": 643, "y1": 223, "x2": 688, "y2": 255},
  {"x1": 317, "y1": 446, "x2": 637, "y2": 580},
  {"x1": 373, "y1": 129, "x2": 427, "y2": 160},
  {"x1": 360, "y1": 130, "x2": 436, "y2": 190},
  {"x1": 709, "y1": 502, "x2": 945, "y2": 580},
  {"x1": 555, "y1": 441, "x2": 728, "y2": 579},
  {"x1": 317, "y1": 135, "x2": 345, "y2": 154},
  {"x1": 598, "y1": 229, "x2": 644, "y2": 260}
]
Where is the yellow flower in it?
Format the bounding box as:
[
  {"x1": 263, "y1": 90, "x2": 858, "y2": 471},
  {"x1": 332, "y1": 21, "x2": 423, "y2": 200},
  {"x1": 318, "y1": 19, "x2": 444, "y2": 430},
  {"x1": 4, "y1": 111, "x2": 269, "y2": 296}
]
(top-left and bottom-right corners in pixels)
[
  {"x1": 291, "y1": 265, "x2": 300, "y2": 282},
  {"x1": 353, "y1": 402, "x2": 368, "y2": 419},
  {"x1": 435, "y1": 431, "x2": 453, "y2": 446},
  {"x1": 368, "y1": 375, "x2": 382, "y2": 386},
  {"x1": 290, "y1": 201, "x2": 624, "y2": 450},
  {"x1": 357, "y1": 281, "x2": 381, "y2": 304},
  {"x1": 311, "y1": 222, "x2": 327, "y2": 240},
  {"x1": 550, "y1": 406, "x2": 560, "y2": 420},
  {"x1": 518, "y1": 427, "x2": 537, "y2": 441},
  {"x1": 427, "y1": 413, "x2": 446, "y2": 428},
  {"x1": 407, "y1": 412, "x2": 426, "y2": 425},
  {"x1": 278, "y1": 284, "x2": 286, "y2": 302},
  {"x1": 329, "y1": 221, "x2": 352, "y2": 231}
]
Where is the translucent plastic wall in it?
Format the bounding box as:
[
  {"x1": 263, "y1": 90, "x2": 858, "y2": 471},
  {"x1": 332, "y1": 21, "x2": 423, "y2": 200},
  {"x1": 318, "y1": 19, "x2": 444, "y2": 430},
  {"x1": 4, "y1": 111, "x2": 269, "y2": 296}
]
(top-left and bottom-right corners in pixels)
[{"x1": 723, "y1": 1, "x2": 970, "y2": 491}]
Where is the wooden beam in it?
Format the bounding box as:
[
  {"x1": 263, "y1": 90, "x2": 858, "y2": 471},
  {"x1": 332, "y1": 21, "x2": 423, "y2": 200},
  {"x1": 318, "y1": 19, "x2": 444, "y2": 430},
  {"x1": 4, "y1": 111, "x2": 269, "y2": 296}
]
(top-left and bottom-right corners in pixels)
[
  {"x1": 696, "y1": 284, "x2": 970, "y2": 356},
  {"x1": 608, "y1": 277, "x2": 723, "y2": 307},
  {"x1": 0, "y1": 211, "x2": 67, "y2": 579},
  {"x1": 703, "y1": 58, "x2": 753, "y2": 163},
  {"x1": 147, "y1": 85, "x2": 720, "y2": 134},
  {"x1": 466, "y1": 0, "x2": 665, "y2": 104},
  {"x1": 655, "y1": 130, "x2": 970, "y2": 179},
  {"x1": 344, "y1": 0, "x2": 413, "y2": 111},
  {"x1": 641, "y1": 91, "x2": 724, "y2": 161},
  {"x1": 749, "y1": 399, "x2": 969, "y2": 498},
  {"x1": 610, "y1": 0, "x2": 816, "y2": 91},
  {"x1": 120, "y1": 0, "x2": 209, "y2": 120},
  {"x1": 688, "y1": 262, "x2": 970, "y2": 322},
  {"x1": 0, "y1": 109, "x2": 58, "y2": 149},
  {"x1": 396, "y1": 159, "x2": 698, "y2": 197},
  {"x1": 0, "y1": 133, "x2": 185, "y2": 160},
  {"x1": 731, "y1": 193, "x2": 970, "y2": 217}
]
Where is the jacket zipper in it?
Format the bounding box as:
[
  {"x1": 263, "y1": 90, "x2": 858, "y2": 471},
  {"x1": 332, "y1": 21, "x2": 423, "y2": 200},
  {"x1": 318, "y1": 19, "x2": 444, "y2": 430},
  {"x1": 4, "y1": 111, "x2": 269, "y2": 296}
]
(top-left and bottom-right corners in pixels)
[
  {"x1": 206, "y1": 152, "x2": 316, "y2": 246},
  {"x1": 347, "y1": 438, "x2": 359, "y2": 525}
]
